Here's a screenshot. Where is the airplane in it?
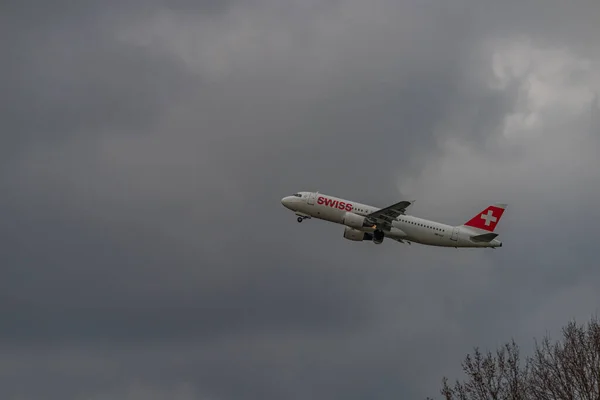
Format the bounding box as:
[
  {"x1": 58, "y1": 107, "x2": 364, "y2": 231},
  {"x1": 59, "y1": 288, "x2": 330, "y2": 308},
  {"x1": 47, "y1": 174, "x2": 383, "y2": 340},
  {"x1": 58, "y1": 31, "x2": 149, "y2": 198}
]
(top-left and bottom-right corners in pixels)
[{"x1": 281, "y1": 191, "x2": 505, "y2": 248}]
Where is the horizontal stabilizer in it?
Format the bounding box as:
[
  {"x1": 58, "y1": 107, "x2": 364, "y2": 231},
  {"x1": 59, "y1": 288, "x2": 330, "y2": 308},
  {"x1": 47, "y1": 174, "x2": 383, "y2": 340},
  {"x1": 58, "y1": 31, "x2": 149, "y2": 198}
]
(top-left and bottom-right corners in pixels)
[{"x1": 470, "y1": 232, "x2": 498, "y2": 243}]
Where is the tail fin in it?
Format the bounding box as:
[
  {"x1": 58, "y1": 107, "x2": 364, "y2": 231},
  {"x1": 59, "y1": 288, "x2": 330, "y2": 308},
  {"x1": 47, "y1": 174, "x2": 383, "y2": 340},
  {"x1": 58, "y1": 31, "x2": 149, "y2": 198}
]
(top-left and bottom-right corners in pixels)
[{"x1": 462, "y1": 203, "x2": 506, "y2": 232}]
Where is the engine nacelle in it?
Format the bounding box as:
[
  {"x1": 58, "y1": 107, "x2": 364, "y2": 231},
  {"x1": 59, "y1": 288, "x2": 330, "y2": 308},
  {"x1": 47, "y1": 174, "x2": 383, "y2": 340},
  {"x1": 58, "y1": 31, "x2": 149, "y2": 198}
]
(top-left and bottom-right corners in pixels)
[
  {"x1": 343, "y1": 226, "x2": 373, "y2": 242},
  {"x1": 342, "y1": 212, "x2": 369, "y2": 230}
]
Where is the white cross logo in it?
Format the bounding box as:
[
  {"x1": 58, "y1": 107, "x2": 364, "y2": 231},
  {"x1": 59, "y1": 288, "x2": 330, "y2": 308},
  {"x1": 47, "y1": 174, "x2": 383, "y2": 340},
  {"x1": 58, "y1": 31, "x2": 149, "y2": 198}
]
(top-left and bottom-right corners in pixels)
[{"x1": 480, "y1": 210, "x2": 497, "y2": 226}]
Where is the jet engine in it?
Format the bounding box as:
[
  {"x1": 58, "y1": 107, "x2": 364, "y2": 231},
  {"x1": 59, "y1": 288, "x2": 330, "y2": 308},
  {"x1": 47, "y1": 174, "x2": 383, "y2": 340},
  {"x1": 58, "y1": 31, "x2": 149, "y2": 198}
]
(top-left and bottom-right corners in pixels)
[
  {"x1": 342, "y1": 212, "x2": 371, "y2": 230},
  {"x1": 343, "y1": 226, "x2": 373, "y2": 242}
]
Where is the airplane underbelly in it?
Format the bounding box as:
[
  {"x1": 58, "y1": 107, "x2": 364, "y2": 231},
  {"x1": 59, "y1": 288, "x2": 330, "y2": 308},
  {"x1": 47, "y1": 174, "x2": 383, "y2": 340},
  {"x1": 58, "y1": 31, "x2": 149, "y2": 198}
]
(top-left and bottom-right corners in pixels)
[
  {"x1": 314, "y1": 206, "x2": 344, "y2": 223},
  {"x1": 415, "y1": 230, "x2": 434, "y2": 244},
  {"x1": 438, "y1": 233, "x2": 456, "y2": 247},
  {"x1": 405, "y1": 228, "x2": 444, "y2": 246}
]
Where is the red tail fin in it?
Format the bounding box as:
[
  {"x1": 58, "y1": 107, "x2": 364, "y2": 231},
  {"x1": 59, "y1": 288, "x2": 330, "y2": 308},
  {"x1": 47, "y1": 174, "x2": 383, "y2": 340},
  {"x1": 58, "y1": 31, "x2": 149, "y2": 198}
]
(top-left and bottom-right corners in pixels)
[{"x1": 463, "y1": 203, "x2": 506, "y2": 232}]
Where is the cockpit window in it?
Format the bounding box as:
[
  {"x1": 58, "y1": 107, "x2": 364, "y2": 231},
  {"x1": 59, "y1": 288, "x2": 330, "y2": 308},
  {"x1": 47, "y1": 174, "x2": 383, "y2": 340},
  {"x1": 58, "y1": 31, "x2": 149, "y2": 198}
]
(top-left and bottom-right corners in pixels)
[{"x1": 293, "y1": 193, "x2": 302, "y2": 197}]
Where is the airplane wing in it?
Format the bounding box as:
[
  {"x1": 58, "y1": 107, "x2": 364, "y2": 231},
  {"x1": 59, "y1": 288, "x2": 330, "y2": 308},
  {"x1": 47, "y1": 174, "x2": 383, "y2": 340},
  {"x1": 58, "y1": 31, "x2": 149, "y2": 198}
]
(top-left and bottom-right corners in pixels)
[{"x1": 365, "y1": 200, "x2": 413, "y2": 230}]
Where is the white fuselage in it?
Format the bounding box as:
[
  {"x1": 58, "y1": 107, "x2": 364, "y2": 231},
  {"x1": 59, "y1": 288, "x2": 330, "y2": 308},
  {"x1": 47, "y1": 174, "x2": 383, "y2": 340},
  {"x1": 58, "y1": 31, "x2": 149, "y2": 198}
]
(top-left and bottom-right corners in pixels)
[{"x1": 281, "y1": 191, "x2": 503, "y2": 248}]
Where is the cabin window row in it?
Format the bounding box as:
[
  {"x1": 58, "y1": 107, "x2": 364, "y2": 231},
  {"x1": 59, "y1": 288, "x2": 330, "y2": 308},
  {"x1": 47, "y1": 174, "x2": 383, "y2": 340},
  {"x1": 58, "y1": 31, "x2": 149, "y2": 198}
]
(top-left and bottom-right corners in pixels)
[{"x1": 400, "y1": 218, "x2": 444, "y2": 231}]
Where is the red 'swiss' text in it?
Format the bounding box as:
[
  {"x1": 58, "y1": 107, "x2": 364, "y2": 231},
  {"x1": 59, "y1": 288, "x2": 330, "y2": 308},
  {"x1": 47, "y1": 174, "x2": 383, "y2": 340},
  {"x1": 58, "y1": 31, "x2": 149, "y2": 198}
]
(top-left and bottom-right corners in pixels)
[{"x1": 317, "y1": 196, "x2": 353, "y2": 211}]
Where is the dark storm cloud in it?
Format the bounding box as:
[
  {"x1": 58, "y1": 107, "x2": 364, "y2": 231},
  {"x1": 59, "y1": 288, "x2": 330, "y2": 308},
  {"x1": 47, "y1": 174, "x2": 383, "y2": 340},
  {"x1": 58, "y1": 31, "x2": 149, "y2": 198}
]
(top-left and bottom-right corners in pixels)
[
  {"x1": 1, "y1": 0, "x2": 600, "y2": 399},
  {"x1": 0, "y1": 1, "x2": 208, "y2": 163}
]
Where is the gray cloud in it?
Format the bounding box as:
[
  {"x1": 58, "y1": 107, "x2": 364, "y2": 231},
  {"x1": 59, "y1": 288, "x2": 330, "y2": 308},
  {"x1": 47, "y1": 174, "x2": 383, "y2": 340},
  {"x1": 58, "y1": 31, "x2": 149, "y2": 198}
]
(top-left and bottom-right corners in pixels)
[{"x1": 1, "y1": 0, "x2": 600, "y2": 399}]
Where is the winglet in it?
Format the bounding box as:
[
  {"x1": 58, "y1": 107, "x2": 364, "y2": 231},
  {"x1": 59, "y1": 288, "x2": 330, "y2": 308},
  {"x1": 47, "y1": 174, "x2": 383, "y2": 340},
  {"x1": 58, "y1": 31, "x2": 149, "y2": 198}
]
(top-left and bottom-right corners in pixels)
[{"x1": 463, "y1": 203, "x2": 506, "y2": 232}]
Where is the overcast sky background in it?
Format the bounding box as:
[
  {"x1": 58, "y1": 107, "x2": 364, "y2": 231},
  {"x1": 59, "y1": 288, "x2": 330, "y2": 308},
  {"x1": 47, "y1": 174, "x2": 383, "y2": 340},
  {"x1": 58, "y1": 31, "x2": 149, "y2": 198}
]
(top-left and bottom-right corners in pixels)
[{"x1": 2, "y1": 0, "x2": 600, "y2": 399}]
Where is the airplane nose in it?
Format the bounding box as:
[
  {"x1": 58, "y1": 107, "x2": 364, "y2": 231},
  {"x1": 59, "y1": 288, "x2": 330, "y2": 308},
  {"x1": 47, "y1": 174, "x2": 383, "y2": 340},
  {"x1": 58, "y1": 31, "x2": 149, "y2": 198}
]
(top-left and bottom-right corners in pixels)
[{"x1": 281, "y1": 196, "x2": 293, "y2": 209}]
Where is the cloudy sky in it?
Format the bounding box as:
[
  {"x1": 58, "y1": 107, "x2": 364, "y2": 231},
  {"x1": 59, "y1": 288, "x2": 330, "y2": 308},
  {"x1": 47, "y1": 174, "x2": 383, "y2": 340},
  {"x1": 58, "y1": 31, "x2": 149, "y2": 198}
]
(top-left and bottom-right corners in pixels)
[{"x1": 2, "y1": 0, "x2": 600, "y2": 399}]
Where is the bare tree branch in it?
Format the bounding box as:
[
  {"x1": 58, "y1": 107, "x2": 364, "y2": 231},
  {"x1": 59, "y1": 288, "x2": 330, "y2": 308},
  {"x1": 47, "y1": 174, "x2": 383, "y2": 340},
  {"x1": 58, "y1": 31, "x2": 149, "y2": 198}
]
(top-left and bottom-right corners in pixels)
[{"x1": 431, "y1": 316, "x2": 600, "y2": 400}]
